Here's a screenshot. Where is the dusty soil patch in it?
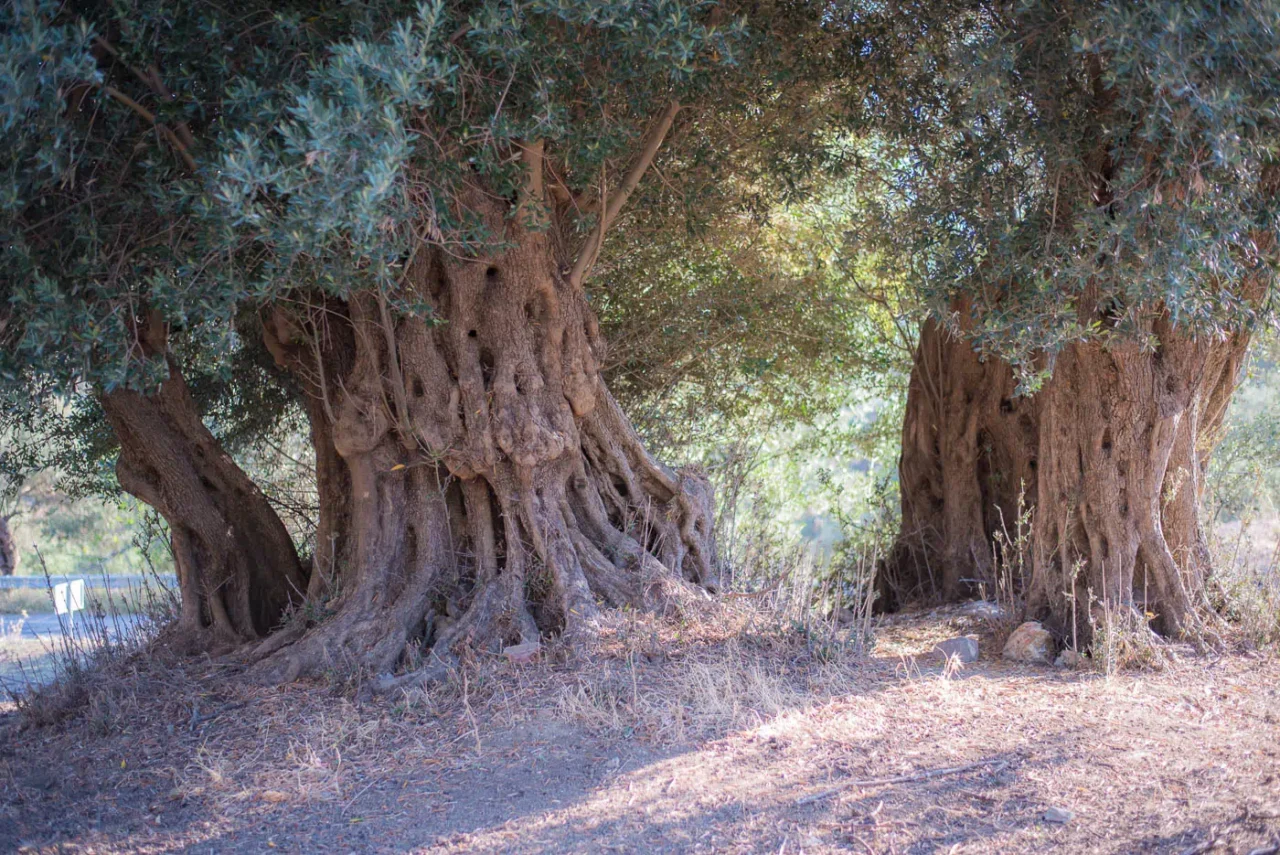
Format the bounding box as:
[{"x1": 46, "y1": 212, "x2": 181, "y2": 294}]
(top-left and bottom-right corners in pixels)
[{"x1": 1, "y1": 606, "x2": 1278, "y2": 854}]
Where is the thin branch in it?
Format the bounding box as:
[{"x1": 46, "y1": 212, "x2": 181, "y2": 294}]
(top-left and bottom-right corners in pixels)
[
  {"x1": 93, "y1": 37, "x2": 197, "y2": 151},
  {"x1": 795, "y1": 759, "x2": 1009, "y2": 806},
  {"x1": 568, "y1": 101, "x2": 681, "y2": 289},
  {"x1": 99, "y1": 84, "x2": 198, "y2": 172}
]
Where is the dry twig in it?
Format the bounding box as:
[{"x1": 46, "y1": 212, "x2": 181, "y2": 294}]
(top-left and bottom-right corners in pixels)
[{"x1": 796, "y1": 759, "x2": 1009, "y2": 806}]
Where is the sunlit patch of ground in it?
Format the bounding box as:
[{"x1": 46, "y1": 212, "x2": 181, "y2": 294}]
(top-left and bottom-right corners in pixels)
[{"x1": 2, "y1": 605, "x2": 1278, "y2": 854}]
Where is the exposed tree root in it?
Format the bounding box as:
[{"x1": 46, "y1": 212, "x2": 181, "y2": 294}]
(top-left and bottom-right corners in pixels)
[{"x1": 255, "y1": 186, "x2": 717, "y2": 685}]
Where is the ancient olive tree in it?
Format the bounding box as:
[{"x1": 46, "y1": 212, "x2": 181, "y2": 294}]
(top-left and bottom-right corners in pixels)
[
  {"x1": 843, "y1": 0, "x2": 1280, "y2": 639},
  {"x1": 0, "y1": 4, "x2": 312, "y2": 644},
  {"x1": 1, "y1": 0, "x2": 836, "y2": 675}
]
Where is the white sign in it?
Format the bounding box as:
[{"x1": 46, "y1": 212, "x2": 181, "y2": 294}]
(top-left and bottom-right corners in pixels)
[{"x1": 53, "y1": 579, "x2": 87, "y2": 616}]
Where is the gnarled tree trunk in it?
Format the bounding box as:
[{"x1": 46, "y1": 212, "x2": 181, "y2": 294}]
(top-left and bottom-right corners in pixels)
[
  {"x1": 1028, "y1": 315, "x2": 1249, "y2": 639},
  {"x1": 883, "y1": 311, "x2": 1038, "y2": 608},
  {"x1": 258, "y1": 189, "x2": 718, "y2": 683},
  {"x1": 889, "y1": 308, "x2": 1249, "y2": 641},
  {"x1": 101, "y1": 351, "x2": 307, "y2": 650}
]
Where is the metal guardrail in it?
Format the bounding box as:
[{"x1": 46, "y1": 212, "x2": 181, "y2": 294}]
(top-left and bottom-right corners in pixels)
[{"x1": 0, "y1": 574, "x2": 177, "y2": 590}]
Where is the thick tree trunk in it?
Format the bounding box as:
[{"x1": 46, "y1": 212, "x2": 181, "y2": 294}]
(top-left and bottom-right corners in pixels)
[
  {"x1": 101, "y1": 354, "x2": 307, "y2": 649},
  {"x1": 890, "y1": 309, "x2": 1249, "y2": 641},
  {"x1": 1028, "y1": 315, "x2": 1249, "y2": 639},
  {"x1": 0, "y1": 515, "x2": 16, "y2": 576},
  {"x1": 883, "y1": 313, "x2": 1038, "y2": 607},
  {"x1": 259, "y1": 191, "x2": 718, "y2": 683}
]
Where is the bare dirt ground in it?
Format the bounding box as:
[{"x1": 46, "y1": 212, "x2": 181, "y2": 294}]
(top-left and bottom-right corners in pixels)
[{"x1": 1, "y1": 605, "x2": 1278, "y2": 854}]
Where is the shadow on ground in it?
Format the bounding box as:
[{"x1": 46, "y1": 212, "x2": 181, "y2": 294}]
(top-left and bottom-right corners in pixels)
[{"x1": 2, "y1": 608, "x2": 1279, "y2": 854}]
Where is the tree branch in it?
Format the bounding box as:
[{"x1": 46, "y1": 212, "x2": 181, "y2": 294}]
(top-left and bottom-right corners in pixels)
[
  {"x1": 518, "y1": 139, "x2": 545, "y2": 214},
  {"x1": 93, "y1": 37, "x2": 198, "y2": 167},
  {"x1": 568, "y1": 101, "x2": 681, "y2": 289},
  {"x1": 99, "y1": 84, "x2": 198, "y2": 172}
]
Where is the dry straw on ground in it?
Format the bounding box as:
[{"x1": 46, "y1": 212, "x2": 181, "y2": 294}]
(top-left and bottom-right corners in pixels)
[{"x1": 2, "y1": 598, "x2": 1278, "y2": 854}]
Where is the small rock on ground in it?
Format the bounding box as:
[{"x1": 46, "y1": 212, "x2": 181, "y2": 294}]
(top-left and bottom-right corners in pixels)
[
  {"x1": 933, "y1": 636, "x2": 980, "y2": 663},
  {"x1": 1043, "y1": 806, "x2": 1075, "y2": 823},
  {"x1": 503, "y1": 641, "x2": 541, "y2": 664},
  {"x1": 1003, "y1": 621, "x2": 1055, "y2": 664}
]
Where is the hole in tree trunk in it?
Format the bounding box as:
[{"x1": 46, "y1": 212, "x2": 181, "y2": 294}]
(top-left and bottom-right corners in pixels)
[
  {"x1": 1101, "y1": 428, "x2": 1113, "y2": 456},
  {"x1": 412, "y1": 377, "x2": 425, "y2": 397},
  {"x1": 405, "y1": 523, "x2": 418, "y2": 563},
  {"x1": 479, "y1": 348, "x2": 495, "y2": 389},
  {"x1": 468, "y1": 329, "x2": 478, "y2": 338},
  {"x1": 526, "y1": 556, "x2": 565, "y2": 637},
  {"x1": 485, "y1": 266, "x2": 499, "y2": 280}
]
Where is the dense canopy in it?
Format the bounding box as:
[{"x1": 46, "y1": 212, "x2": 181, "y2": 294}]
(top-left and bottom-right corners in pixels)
[{"x1": 2, "y1": 0, "x2": 1278, "y2": 675}]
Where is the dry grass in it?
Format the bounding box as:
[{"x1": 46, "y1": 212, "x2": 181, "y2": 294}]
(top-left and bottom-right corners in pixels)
[
  {"x1": 2, "y1": 598, "x2": 1278, "y2": 854},
  {"x1": 0, "y1": 585, "x2": 159, "y2": 616},
  {"x1": 2, "y1": 609, "x2": 169, "y2": 728},
  {"x1": 552, "y1": 604, "x2": 869, "y2": 743},
  {"x1": 1208, "y1": 517, "x2": 1280, "y2": 651}
]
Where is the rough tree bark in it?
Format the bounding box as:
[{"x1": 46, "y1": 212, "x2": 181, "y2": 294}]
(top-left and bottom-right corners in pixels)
[
  {"x1": 1028, "y1": 314, "x2": 1249, "y2": 638},
  {"x1": 888, "y1": 306, "x2": 1250, "y2": 641},
  {"x1": 257, "y1": 178, "x2": 718, "y2": 683},
  {"x1": 0, "y1": 515, "x2": 16, "y2": 576},
  {"x1": 882, "y1": 308, "x2": 1038, "y2": 608},
  {"x1": 100, "y1": 324, "x2": 307, "y2": 649}
]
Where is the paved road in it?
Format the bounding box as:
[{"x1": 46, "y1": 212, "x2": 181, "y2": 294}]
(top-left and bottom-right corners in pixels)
[
  {"x1": 0, "y1": 574, "x2": 177, "y2": 590},
  {"x1": 1, "y1": 611, "x2": 155, "y2": 642},
  {"x1": 0, "y1": 611, "x2": 160, "y2": 692}
]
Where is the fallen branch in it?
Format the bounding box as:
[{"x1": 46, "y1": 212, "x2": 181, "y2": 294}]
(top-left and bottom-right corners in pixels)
[
  {"x1": 188, "y1": 700, "x2": 248, "y2": 732},
  {"x1": 796, "y1": 759, "x2": 1009, "y2": 806}
]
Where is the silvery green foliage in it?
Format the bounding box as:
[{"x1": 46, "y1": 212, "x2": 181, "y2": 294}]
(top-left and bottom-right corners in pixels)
[
  {"x1": 0, "y1": 0, "x2": 744, "y2": 396},
  {"x1": 211, "y1": 0, "x2": 744, "y2": 309},
  {"x1": 840, "y1": 0, "x2": 1280, "y2": 390}
]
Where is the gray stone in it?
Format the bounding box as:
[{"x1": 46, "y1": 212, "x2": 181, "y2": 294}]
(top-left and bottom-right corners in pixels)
[
  {"x1": 933, "y1": 636, "x2": 980, "y2": 664},
  {"x1": 503, "y1": 641, "x2": 541, "y2": 664},
  {"x1": 1002, "y1": 621, "x2": 1055, "y2": 664},
  {"x1": 1043, "y1": 806, "x2": 1074, "y2": 823}
]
